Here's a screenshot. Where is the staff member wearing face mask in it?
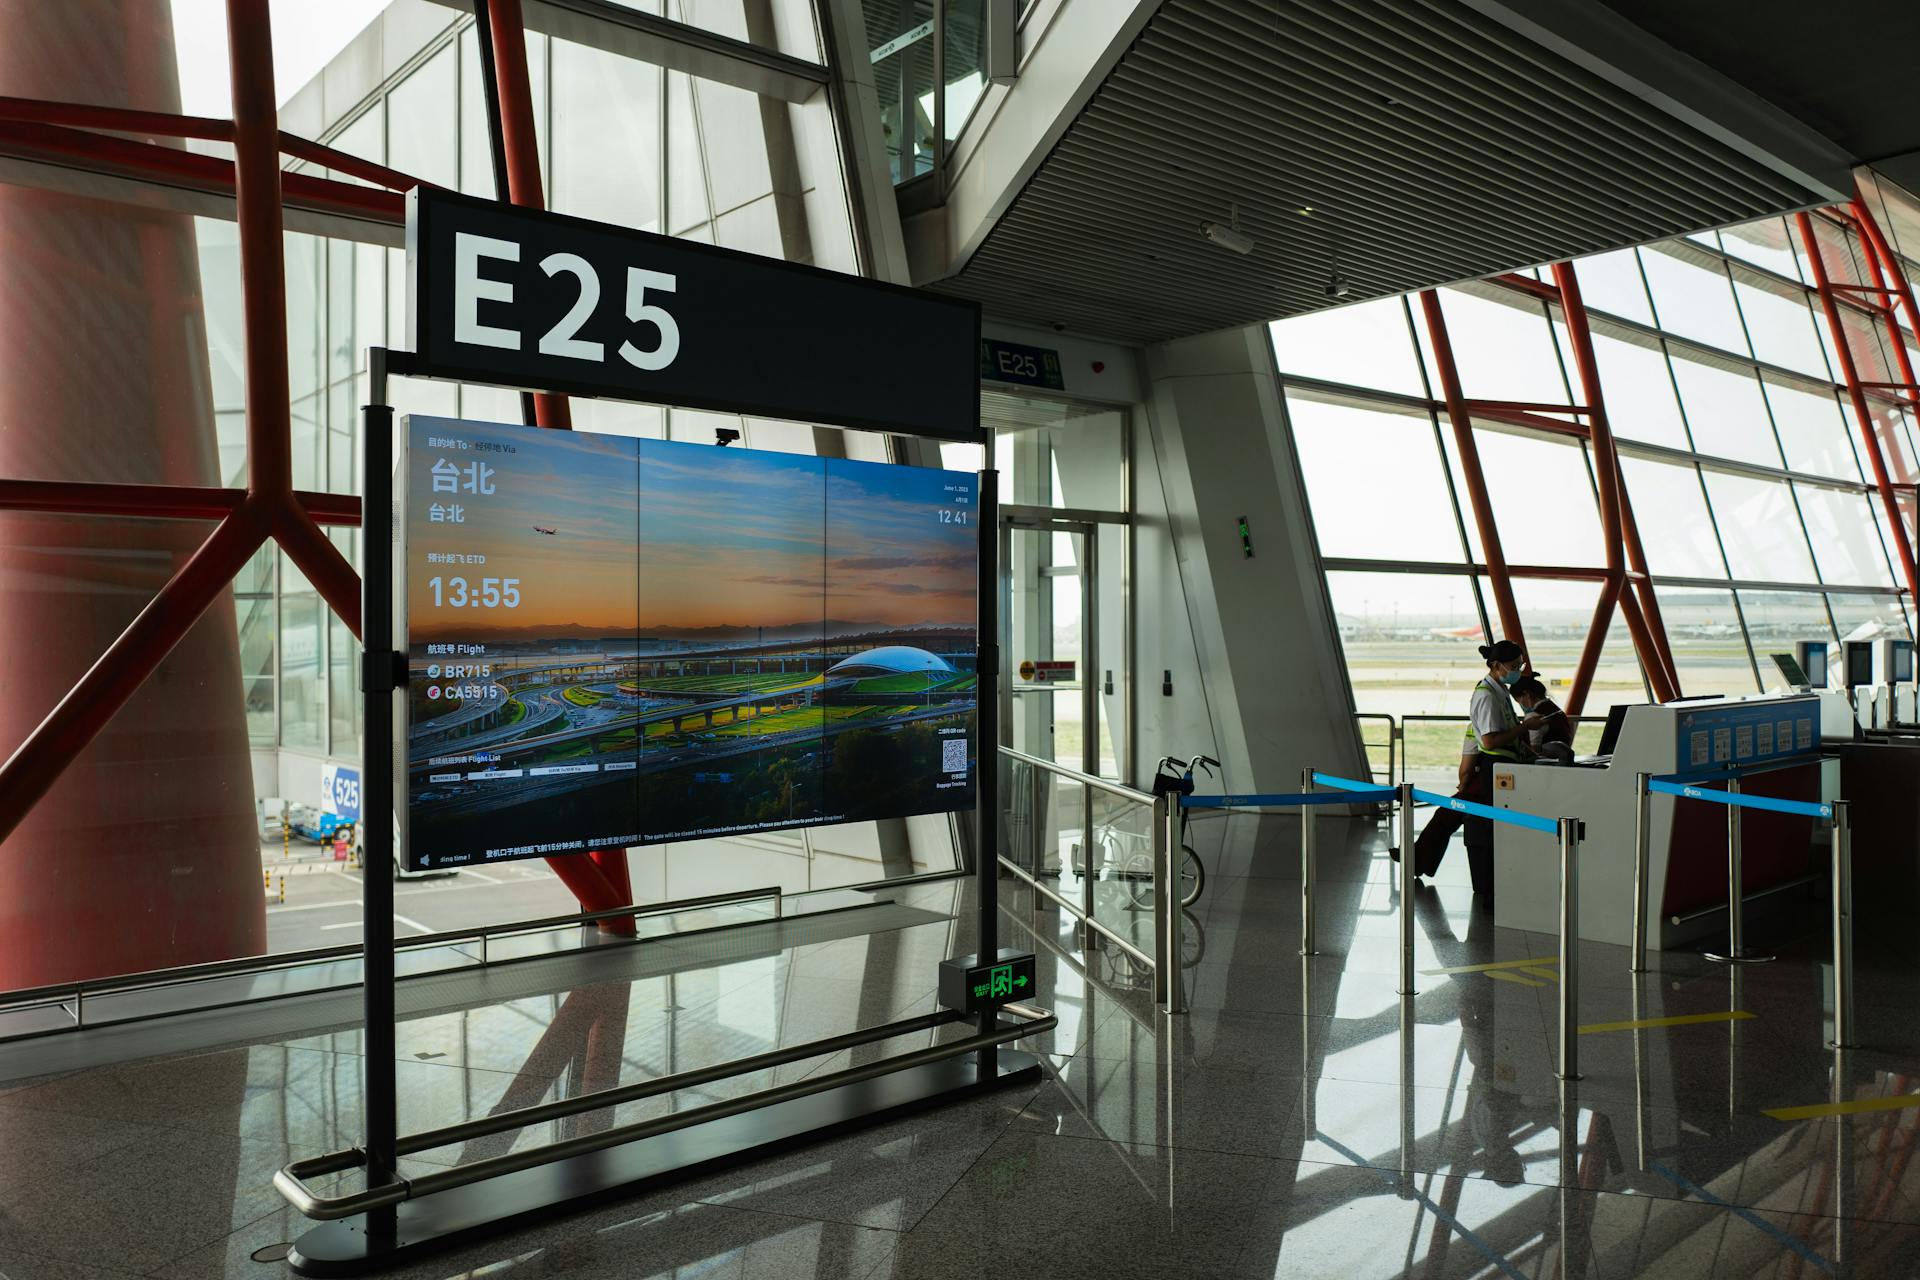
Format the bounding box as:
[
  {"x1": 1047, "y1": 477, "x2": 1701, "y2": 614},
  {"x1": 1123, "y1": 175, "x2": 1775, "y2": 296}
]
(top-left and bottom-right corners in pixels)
[{"x1": 1402, "y1": 638, "x2": 1532, "y2": 898}]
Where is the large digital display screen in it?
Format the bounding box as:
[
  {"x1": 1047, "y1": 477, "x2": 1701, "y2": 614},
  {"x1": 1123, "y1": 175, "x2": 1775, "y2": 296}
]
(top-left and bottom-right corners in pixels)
[{"x1": 398, "y1": 416, "x2": 979, "y2": 870}]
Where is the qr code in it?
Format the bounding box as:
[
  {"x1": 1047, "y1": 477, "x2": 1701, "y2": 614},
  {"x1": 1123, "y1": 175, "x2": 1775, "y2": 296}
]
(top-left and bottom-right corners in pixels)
[{"x1": 942, "y1": 739, "x2": 968, "y2": 774}]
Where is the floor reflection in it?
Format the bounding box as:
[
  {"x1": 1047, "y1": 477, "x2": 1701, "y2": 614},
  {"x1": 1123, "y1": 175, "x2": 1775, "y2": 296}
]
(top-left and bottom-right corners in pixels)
[{"x1": 2, "y1": 813, "x2": 1917, "y2": 1277}]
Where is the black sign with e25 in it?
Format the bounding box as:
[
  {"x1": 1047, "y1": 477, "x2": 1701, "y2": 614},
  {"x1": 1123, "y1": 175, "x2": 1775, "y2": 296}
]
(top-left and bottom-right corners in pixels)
[{"x1": 406, "y1": 187, "x2": 981, "y2": 441}]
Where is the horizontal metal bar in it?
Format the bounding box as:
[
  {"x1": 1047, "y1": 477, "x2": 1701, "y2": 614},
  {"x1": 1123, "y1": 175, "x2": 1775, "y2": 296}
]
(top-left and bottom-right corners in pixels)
[
  {"x1": 399, "y1": 1008, "x2": 961, "y2": 1156},
  {"x1": 0, "y1": 885, "x2": 783, "y2": 1014},
  {"x1": 279, "y1": 1005, "x2": 1056, "y2": 1220},
  {"x1": 426, "y1": 0, "x2": 828, "y2": 103},
  {"x1": 1182, "y1": 790, "x2": 1394, "y2": 809},
  {"x1": 998, "y1": 745, "x2": 1155, "y2": 806},
  {"x1": 1648, "y1": 779, "x2": 1831, "y2": 818},
  {"x1": 998, "y1": 858, "x2": 1155, "y2": 969},
  {"x1": 1669, "y1": 873, "x2": 1819, "y2": 926}
]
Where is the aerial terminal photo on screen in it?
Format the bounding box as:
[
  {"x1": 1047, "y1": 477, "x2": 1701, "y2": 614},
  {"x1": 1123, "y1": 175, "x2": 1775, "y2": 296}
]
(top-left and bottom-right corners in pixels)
[{"x1": 398, "y1": 416, "x2": 979, "y2": 869}]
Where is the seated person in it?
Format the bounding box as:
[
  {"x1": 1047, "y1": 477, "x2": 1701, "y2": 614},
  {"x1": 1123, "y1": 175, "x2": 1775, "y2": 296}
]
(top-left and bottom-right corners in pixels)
[{"x1": 1512, "y1": 676, "x2": 1574, "y2": 763}]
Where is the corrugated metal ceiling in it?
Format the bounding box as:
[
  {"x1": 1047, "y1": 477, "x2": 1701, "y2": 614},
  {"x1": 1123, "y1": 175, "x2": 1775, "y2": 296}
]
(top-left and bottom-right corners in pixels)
[{"x1": 930, "y1": 0, "x2": 1834, "y2": 346}]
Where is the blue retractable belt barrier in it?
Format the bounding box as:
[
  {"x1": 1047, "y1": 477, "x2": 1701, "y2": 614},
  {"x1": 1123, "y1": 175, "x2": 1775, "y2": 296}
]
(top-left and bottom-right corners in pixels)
[
  {"x1": 1646, "y1": 778, "x2": 1831, "y2": 819},
  {"x1": 1311, "y1": 771, "x2": 1383, "y2": 794},
  {"x1": 1409, "y1": 787, "x2": 1561, "y2": 835},
  {"x1": 1181, "y1": 789, "x2": 1395, "y2": 810}
]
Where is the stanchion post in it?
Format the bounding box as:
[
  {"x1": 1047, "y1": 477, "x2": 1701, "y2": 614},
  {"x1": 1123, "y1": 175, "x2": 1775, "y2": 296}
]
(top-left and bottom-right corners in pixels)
[
  {"x1": 1831, "y1": 800, "x2": 1854, "y2": 1049},
  {"x1": 1557, "y1": 816, "x2": 1582, "y2": 1081},
  {"x1": 1164, "y1": 796, "x2": 1187, "y2": 1015},
  {"x1": 1300, "y1": 767, "x2": 1317, "y2": 957},
  {"x1": 1631, "y1": 772, "x2": 1651, "y2": 973},
  {"x1": 1396, "y1": 782, "x2": 1415, "y2": 996},
  {"x1": 1150, "y1": 794, "x2": 1168, "y2": 1008},
  {"x1": 1726, "y1": 778, "x2": 1743, "y2": 959},
  {"x1": 1708, "y1": 778, "x2": 1773, "y2": 964}
]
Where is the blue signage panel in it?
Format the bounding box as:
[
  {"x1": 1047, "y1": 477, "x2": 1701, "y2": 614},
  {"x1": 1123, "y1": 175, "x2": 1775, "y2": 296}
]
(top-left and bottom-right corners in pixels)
[
  {"x1": 1673, "y1": 698, "x2": 1817, "y2": 771},
  {"x1": 320, "y1": 763, "x2": 362, "y2": 822}
]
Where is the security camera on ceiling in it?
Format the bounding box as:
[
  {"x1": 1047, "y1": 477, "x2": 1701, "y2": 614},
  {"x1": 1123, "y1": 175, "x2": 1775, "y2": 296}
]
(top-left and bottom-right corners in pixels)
[{"x1": 1199, "y1": 203, "x2": 1255, "y2": 255}]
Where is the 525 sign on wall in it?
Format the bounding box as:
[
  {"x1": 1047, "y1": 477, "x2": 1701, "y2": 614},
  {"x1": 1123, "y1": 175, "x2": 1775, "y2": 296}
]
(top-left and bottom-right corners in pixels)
[{"x1": 407, "y1": 188, "x2": 980, "y2": 441}]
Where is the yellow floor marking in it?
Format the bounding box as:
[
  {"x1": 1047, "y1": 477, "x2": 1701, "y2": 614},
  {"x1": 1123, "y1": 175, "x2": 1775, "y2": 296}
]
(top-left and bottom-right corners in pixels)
[
  {"x1": 1765, "y1": 1093, "x2": 1920, "y2": 1122},
  {"x1": 1422, "y1": 956, "x2": 1559, "y2": 976},
  {"x1": 1521, "y1": 967, "x2": 1560, "y2": 981},
  {"x1": 1485, "y1": 970, "x2": 1549, "y2": 987},
  {"x1": 1577, "y1": 1010, "x2": 1756, "y2": 1035}
]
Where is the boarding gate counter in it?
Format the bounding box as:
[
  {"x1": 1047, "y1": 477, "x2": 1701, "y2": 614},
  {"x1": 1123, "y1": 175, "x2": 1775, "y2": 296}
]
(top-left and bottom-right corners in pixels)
[{"x1": 1490, "y1": 693, "x2": 1848, "y2": 951}]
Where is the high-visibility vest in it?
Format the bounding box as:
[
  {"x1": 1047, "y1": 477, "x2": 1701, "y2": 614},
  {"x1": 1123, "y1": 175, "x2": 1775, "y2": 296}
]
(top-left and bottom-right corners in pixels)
[{"x1": 1465, "y1": 675, "x2": 1523, "y2": 760}]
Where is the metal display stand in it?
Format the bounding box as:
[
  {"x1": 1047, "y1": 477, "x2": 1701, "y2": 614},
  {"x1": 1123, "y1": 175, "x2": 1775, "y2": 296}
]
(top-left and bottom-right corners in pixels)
[{"x1": 276, "y1": 349, "x2": 1051, "y2": 1274}]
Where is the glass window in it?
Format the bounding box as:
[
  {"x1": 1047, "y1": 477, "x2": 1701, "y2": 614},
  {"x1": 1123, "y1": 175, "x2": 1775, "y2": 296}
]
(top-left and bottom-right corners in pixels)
[
  {"x1": 1732, "y1": 267, "x2": 1829, "y2": 378},
  {"x1": 236, "y1": 593, "x2": 277, "y2": 745},
  {"x1": 1796, "y1": 483, "x2": 1895, "y2": 587},
  {"x1": 1719, "y1": 217, "x2": 1803, "y2": 281},
  {"x1": 329, "y1": 106, "x2": 384, "y2": 184},
  {"x1": 1289, "y1": 392, "x2": 1464, "y2": 562},
  {"x1": 551, "y1": 38, "x2": 661, "y2": 231},
  {"x1": 1419, "y1": 286, "x2": 1570, "y2": 406},
  {"x1": 1763, "y1": 375, "x2": 1859, "y2": 481},
  {"x1": 1509, "y1": 578, "x2": 1643, "y2": 711},
  {"x1": 1669, "y1": 348, "x2": 1782, "y2": 467},
  {"x1": 667, "y1": 72, "x2": 711, "y2": 235},
  {"x1": 1618, "y1": 455, "x2": 1726, "y2": 578},
  {"x1": 1641, "y1": 241, "x2": 1748, "y2": 355},
  {"x1": 1270, "y1": 296, "x2": 1424, "y2": 397},
  {"x1": 278, "y1": 553, "x2": 324, "y2": 751},
  {"x1": 458, "y1": 28, "x2": 495, "y2": 198},
  {"x1": 1829, "y1": 592, "x2": 1913, "y2": 643},
  {"x1": 1578, "y1": 322, "x2": 1689, "y2": 449},
  {"x1": 1737, "y1": 591, "x2": 1835, "y2": 679},
  {"x1": 1700, "y1": 470, "x2": 1819, "y2": 583},
  {"x1": 1474, "y1": 427, "x2": 1604, "y2": 567},
  {"x1": 1323, "y1": 571, "x2": 1485, "y2": 717},
  {"x1": 1655, "y1": 587, "x2": 1759, "y2": 696},
  {"x1": 1568, "y1": 248, "x2": 1653, "y2": 325},
  {"x1": 387, "y1": 45, "x2": 457, "y2": 189}
]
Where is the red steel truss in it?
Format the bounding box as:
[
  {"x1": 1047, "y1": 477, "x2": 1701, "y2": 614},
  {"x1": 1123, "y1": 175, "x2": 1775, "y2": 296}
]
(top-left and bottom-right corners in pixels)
[
  {"x1": 1796, "y1": 199, "x2": 1920, "y2": 609},
  {"x1": 0, "y1": 0, "x2": 631, "y2": 917},
  {"x1": 1419, "y1": 270, "x2": 1682, "y2": 714}
]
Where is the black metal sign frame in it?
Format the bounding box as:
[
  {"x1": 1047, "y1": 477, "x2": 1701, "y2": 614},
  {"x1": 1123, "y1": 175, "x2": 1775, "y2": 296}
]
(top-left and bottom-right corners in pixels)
[{"x1": 277, "y1": 193, "x2": 1043, "y2": 1268}]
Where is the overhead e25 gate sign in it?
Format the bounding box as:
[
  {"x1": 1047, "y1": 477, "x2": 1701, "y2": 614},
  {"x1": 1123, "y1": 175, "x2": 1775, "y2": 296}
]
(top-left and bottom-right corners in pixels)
[{"x1": 407, "y1": 187, "x2": 979, "y2": 440}]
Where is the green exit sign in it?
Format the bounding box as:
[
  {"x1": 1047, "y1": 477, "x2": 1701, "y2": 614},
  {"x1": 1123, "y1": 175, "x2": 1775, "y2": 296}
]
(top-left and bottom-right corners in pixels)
[{"x1": 938, "y1": 949, "x2": 1037, "y2": 1014}]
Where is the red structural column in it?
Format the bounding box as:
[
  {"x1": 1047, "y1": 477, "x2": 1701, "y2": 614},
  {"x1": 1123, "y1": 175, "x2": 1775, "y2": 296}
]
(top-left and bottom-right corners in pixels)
[
  {"x1": 1551, "y1": 262, "x2": 1680, "y2": 709},
  {"x1": 0, "y1": 0, "x2": 263, "y2": 985},
  {"x1": 1798, "y1": 211, "x2": 1920, "y2": 607},
  {"x1": 1418, "y1": 290, "x2": 1528, "y2": 651},
  {"x1": 480, "y1": 0, "x2": 632, "y2": 917}
]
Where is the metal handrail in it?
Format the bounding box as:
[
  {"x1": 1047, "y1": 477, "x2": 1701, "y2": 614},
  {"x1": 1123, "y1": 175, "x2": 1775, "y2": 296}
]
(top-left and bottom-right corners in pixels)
[
  {"x1": 998, "y1": 744, "x2": 1155, "y2": 805},
  {"x1": 276, "y1": 1002, "x2": 1058, "y2": 1220},
  {"x1": 0, "y1": 885, "x2": 784, "y2": 1024},
  {"x1": 1353, "y1": 712, "x2": 1396, "y2": 788},
  {"x1": 995, "y1": 745, "x2": 1161, "y2": 982}
]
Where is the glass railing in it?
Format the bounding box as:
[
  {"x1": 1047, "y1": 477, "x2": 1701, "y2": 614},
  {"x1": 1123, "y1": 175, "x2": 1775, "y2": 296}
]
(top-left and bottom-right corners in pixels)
[
  {"x1": 861, "y1": 0, "x2": 1006, "y2": 188},
  {"x1": 998, "y1": 745, "x2": 1160, "y2": 973}
]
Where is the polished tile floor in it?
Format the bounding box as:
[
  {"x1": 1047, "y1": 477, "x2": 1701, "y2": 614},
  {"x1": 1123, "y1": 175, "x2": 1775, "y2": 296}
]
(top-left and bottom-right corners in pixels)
[{"x1": 1, "y1": 811, "x2": 1917, "y2": 1278}]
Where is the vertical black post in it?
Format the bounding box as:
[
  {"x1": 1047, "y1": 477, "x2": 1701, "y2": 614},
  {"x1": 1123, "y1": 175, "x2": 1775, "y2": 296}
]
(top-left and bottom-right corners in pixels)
[
  {"x1": 361, "y1": 351, "x2": 400, "y2": 1235},
  {"x1": 975, "y1": 467, "x2": 999, "y2": 1081}
]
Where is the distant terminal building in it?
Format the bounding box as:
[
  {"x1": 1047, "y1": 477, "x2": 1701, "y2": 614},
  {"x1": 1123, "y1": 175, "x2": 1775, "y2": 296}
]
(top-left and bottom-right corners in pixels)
[{"x1": 826, "y1": 647, "x2": 955, "y2": 678}]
